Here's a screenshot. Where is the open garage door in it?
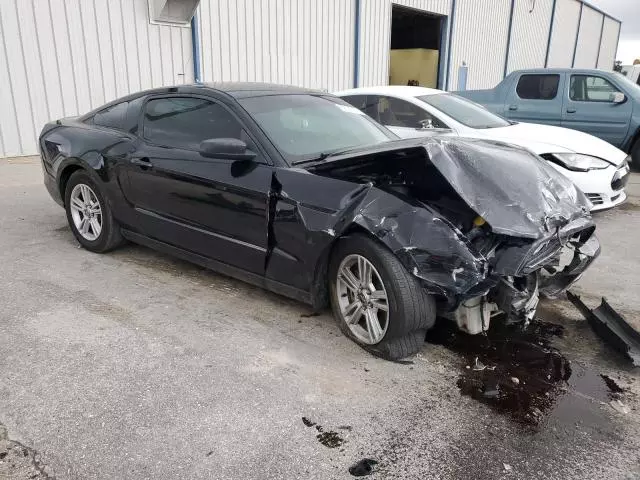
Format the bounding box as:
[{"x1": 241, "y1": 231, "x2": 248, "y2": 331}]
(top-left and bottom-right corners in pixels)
[{"x1": 390, "y1": 4, "x2": 445, "y2": 89}]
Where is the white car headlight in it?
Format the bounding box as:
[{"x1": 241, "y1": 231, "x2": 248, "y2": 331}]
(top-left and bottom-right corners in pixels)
[{"x1": 547, "y1": 153, "x2": 611, "y2": 172}]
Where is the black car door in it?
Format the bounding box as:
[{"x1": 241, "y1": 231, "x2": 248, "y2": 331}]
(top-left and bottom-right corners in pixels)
[{"x1": 121, "y1": 95, "x2": 271, "y2": 275}]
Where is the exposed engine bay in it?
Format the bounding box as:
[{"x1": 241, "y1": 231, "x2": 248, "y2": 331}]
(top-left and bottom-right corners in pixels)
[{"x1": 308, "y1": 137, "x2": 600, "y2": 334}]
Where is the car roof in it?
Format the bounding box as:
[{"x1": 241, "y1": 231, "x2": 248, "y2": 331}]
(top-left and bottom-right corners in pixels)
[
  {"x1": 507, "y1": 68, "x2": 616, "y2": 75},
  {"x1": 334, "y1": 85, "x2": 444, "y2": 98}
]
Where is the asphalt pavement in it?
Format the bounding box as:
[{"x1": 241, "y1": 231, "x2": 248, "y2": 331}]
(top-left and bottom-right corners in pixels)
[{"x1": 1, "y1": 157, "x2": 639, "y2": 479}]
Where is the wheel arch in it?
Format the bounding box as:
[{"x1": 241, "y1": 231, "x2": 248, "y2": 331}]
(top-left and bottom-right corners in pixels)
[{"x1": 309, "y1": 224, "x2": 391, "y2": 311}]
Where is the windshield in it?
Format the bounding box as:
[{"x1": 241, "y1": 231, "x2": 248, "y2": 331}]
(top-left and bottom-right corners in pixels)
[
  {"x1": 613, "y1": 72, "x2": 640, "y2": 96},
  {"x1": 418, "y1": 93, "x2": 511, "y2": 129},
  {"x1": 239, "y1": 94, "x2": 395, "y2": 163}
]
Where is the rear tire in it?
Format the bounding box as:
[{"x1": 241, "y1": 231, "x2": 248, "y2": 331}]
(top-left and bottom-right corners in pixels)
[
  {"x1": 64, "y1": 170, "x2": 124, "y2": 253},
  {"x1": 631, "y1": 139, "x2": 640, "y2": 171},
  {"x1": 329, "y1": 233, "x2": 436, "y2": 360}
]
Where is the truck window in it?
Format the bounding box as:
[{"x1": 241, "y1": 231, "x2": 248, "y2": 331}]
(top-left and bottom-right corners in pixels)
[
  {"x1": 569, "y1": 75, "x2": 622, "y2": 102},
  {"x1": 516, "y1": 74, "x2": 560, "y2": 100}
]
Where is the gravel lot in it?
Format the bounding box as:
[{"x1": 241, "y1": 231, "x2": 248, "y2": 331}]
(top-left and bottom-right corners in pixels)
[{"x1": 1, "y1": 157, "x2": 639, "y2": 479}]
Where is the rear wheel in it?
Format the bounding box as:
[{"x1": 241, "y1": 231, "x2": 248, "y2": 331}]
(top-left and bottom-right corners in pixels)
[
  {"x1": 64, "y1": 170, "x2": 124, "y2": 253},
  {"x1": 329, "y1": 234, "x2": 436, "y2": 360}
]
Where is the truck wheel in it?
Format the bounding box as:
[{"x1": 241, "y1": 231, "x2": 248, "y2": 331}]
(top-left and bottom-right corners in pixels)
[
  {"x1": 64, "y1": 170, "x2": 124, "y2": 253},
  {"x1": 329, "y1": 233, "x2": 436, "y2": 360}
]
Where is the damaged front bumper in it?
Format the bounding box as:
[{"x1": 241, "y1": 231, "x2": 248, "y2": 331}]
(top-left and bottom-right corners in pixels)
[{"x1": 447, "y1": 218, "x2": 600, "y2": 335}]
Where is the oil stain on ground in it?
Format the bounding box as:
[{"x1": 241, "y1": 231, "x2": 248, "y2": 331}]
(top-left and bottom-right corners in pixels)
[
  {"x1": 301, "y1": 417, "x2": 346, "y2": 448},
  {"x1": 426, "y1": 316, "x2": 624, "y2": 427}
]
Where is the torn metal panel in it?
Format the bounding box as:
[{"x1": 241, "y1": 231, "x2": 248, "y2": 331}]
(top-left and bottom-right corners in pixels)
[
  {"x1": 266, "y1": 136, "x2": 599, "y2": 324},
  {"x1": 568, "y1": 292, "x2": 640, "y2": 366}
]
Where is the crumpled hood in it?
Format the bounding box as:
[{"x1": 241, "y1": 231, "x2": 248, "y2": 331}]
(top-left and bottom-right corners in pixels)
[
  {"x1": 475, "y1": 122, "x2": 628, "y2": 166},
  {"x1": 312, "y1": 137, "x2": 593, "y2": 240},
  {"x1": 423, "y1": 137, "x2": 592, "y2": 238}
]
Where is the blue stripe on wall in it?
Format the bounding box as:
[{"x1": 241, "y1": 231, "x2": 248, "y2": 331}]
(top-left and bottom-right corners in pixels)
[{"x1": 544, "y1": 0, "x2": 557, "y2": 67}]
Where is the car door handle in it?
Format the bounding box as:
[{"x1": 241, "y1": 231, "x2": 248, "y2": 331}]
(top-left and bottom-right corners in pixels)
[
  {"x1": 508, "y1": 105, "x2": 518, "y2": 111},
  {"x1": 131, "y1": 157, "x2": 153, "y2": 169},
  {"x1": 566, "y1": 108, "x2": 576, "y2": 114}
]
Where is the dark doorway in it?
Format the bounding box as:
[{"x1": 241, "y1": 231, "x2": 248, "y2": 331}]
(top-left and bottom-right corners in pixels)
[{"x1": 390, "y1": 4, "x2": 444, "y2": 88}]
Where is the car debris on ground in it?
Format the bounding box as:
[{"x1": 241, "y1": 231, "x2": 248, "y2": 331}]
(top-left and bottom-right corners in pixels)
[{"x1": 567, "y1": 292, "x2": 640, "y2": 366}]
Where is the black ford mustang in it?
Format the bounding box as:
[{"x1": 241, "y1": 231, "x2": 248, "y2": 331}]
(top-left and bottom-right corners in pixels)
[{"x1": 39, "y1": 83, "x2": 600, "y2": 359}]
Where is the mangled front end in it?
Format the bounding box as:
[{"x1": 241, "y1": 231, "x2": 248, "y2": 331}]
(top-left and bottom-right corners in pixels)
[{"x1": 309, "y1": 137, "x2": 600, "y2": 334}]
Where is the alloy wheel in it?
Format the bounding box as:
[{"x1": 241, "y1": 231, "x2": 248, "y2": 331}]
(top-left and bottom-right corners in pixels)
[
  {"x1": 336, "y1": 254, "x2": 389, "y2": 344},
  {"x1": 69, "y1": 183, "x2": 102, "y2": 241}
]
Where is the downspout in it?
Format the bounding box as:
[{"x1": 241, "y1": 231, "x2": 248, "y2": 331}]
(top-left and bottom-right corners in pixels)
[
  {"x1": 595, "y1": 14, "x2": 605, "y2": 68},
  {"x1": 571, "y1": 2, "x2": 583, "y2": 68},
  {"x1": 445, "y1": 0, "x2": 456, "y2": 91},
  {"x1": 191, "y1": 9, "x2": 202, "y2": 82},
  {"x1": 353, "y1": 0, "x2": 361, "y2": 88},
  {"x1": 503, "y1": 0, "x2": 515, "y2": 78},
  {"x1": 544, "y1": 0, "x2": 557, "y2": 67}
]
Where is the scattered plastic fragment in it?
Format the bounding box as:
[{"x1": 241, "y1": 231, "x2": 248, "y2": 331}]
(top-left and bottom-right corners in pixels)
[
  {"x1": 610, "y1": 399, "x2": 630, "y2": 415},
  {"x1": 567, "y1": 292, "x2": 640, "y2": 366}
]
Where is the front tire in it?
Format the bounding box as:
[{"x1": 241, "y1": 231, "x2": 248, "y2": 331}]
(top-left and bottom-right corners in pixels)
[
  {"x1": 329, "y1": 234, "x2": 436, "y2": 360},
  {"x1": 64, "y1": 170, "x2": 124, "y2": 253},
  {"x1": 631, "y1": 139, "x2": 640, "y2": 171}
]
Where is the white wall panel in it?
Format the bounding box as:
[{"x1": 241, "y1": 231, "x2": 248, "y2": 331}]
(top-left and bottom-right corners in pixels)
[
  {"x1": 574, "y1": 5, "x2": 602, "y2": 68},
  {"x1": 448, "y1": 0, "x2": 511, "y2": 90},
  {"x1": 547, "y1": 0, "x2": 581, "y2": 67},
  {"x1": 198, "y1": 0, "x2": 355, "y2": 91},
  {"x1": 506, "y1": 0, "x2": 554, "y2": 74},
  {"x1": 0, "y1": 0, "x2": 192, "y2": 158},
  {"x1": 597, "y1": 17, "x2": 620, "y2": 70}
]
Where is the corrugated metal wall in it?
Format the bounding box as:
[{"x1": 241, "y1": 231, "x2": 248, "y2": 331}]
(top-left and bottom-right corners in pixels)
[
  {"x1": 597, "y1": 17, "x2": 620, "y2": 70},
  {"x1": 506, "y1": 0, "x2": 554, "y2": 74},
  {"x1": 546, "y1": 0, "x2": 581, "y2": 68},
  {"x1": 573, "y1": 4, "x2": 602, "y2": 68},
  {"x1": 448, "y1": 0, "x2": 511, "y2": 90},
  {"x1": 0, "y1": 0, "x2": 192, "y2": 158},
  {"x1": 197, "y1": 0, "x2": 355, "y2": 91},
  {"x1": 358, "y1": 0, "x2": 451, "y2": 87}
]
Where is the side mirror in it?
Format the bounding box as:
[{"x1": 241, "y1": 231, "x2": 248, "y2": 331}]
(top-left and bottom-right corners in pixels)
[
  {"x1": 199, "y1": 138, "x2": 256, "y2": 160},
  {"x1": 612, "y1": 92, "x2": 626, "y2": 104}
]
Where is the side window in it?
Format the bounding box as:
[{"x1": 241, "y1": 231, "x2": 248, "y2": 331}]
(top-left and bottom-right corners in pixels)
[
  {"x1": 569, "y1": 75, "x2": 621, "y2": 102},
  {"x1": 516, "y1": 74, "x2": 560, "y2": 100},
  {"x1": 91, "y1": 101, "x2": 129, "y2": 130},
  {"x1": 379, "y1": 96, "x2": 447, "y2": 129},
  {"x1": 342, "y1": 95, "x2": 383, "y2": 121},
  {"x1": 143, "y1": 97, "x2": 243, "y2": 150}
]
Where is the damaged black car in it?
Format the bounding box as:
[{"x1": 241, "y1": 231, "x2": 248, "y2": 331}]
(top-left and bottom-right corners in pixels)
[{"x1": 39, "y1": 83, "x2": 600, "y2": 359}]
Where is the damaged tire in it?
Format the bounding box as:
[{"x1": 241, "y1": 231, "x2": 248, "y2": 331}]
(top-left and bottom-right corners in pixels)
[{"x1": 329, "y1": 233, "x2": 436, "y2": 360}]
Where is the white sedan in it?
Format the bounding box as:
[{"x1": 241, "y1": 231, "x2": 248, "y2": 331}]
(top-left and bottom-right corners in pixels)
[{"x1": 335, "y1": 86, "x2": 630, "y2": 211}]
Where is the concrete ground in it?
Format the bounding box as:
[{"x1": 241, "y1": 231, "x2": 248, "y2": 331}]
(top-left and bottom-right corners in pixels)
[{"x1": 1, "y1": 157, "x2": 639, "y2": 479}]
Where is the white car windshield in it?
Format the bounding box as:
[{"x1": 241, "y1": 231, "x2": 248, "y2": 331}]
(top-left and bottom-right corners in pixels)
[
  {"x1": 418, "y1": 93, "x2": 511, "y2": 129},
  {"x1": 239, "y1": 94, "x2": 396, "y2": 164}
]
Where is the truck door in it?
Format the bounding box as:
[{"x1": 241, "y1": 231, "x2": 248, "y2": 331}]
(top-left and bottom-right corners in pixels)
[
  {"x1": 504, "y1": 72, "x2": 564, "y2": 126},
  {"x1": 561, "y1": 73, "x2": 632, "y2": 148}
]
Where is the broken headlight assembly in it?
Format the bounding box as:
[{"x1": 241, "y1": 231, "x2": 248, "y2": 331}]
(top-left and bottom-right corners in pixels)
[{"x1": 545, "y1": 153, "x2": 611, "y2": 172}]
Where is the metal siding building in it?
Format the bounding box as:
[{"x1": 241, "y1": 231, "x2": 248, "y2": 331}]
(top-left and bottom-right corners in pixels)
[
  {"x1": 546, "y1": 0, "x2": 583, "y2": 68},
  {"x1": 573, "y1": 4, "x2": 602, "y2": 68},
  {"x1": 0, "y1": 0, "x2": 621, "y2": 158},
  {"x1": 447, "y1": 0, "x2": 512, "y2": 90},
  {"x1": 506, "y1": 0, "x2": 554, "y2": 74},
  {"x1": 0, "y1": 0, "x2": 193, "y2": 158},
  {"x1": 598, "y1": 17, "x2": 621, "y2": 70}
]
